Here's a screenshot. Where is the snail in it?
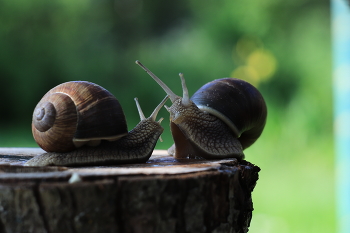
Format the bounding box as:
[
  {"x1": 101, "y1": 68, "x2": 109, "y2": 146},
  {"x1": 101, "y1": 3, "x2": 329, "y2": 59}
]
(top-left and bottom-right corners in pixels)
[
  {"x1": 135, "y1": 61, "x2": 267, "y2": 160},
  {"x1": 25, "y1": 81, "x2": 168, "y2": 166}
]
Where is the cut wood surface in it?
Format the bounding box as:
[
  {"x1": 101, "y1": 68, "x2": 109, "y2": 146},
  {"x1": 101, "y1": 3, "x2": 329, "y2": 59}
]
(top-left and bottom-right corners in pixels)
[{"x1": 0, "y1": 148, "x2": 260, "y2": 233}]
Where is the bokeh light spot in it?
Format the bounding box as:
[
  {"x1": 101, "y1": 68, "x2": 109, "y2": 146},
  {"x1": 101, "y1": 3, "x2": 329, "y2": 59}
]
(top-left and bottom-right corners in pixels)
[
  {"x1": 247, "y1": 48, "x2": 277, "y2": 81},
  {"x1": 235, "y1": 37, "x2": 262, "y2": 61},
  {"x1": 231, "y1": 37, "x2": 278, "y2": 87},
  {"x1": 231, "y1": 65, "x2": 260, "y2": 86}
]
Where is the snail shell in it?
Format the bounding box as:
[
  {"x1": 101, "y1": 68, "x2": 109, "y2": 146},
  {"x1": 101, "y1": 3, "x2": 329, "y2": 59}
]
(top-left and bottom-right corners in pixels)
[
  {"x1": 190, "y1": 78, "x2": 267, "y2": 150},
  {"x1": 32, "y1": 81, "x2": 128, "y2": 152}
]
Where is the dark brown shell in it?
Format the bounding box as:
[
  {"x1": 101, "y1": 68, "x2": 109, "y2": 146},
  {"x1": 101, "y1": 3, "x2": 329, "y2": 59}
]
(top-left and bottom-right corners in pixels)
[
  {"x1": 32, "y1": 81, "x2": 128, "y2": 152},
  {"x1": 190, "y1": 78, "x2": 267, "y2": 149}
]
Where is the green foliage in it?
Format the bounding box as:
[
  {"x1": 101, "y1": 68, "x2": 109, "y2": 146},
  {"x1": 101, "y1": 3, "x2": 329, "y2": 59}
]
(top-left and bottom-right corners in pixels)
[{"x1": 0, "y1": 0, "x2": 333, "y2": 232}]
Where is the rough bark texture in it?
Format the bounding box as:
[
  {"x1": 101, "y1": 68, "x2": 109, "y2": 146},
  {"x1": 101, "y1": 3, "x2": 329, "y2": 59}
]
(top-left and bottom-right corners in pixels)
[{"x1": 0, "y1": 148, "x2": 260, "y2": 233}]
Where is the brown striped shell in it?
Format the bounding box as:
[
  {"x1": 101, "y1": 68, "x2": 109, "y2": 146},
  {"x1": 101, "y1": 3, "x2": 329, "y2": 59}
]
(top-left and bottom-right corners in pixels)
[{"x1": 32, "y1": 81, "x2": 128, "y2": 152}]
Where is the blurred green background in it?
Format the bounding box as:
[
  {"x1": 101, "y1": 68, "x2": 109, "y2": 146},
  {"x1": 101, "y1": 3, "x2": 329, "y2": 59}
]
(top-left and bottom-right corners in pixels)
[{"x1": 0, "y1": 0, "x2": 333, "y2": 232}]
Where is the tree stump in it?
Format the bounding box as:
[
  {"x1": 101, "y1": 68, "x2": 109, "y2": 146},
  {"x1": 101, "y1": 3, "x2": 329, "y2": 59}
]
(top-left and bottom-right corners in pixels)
[{"x1": 0, "y1": 148, "x2": 260, "y2": 233}]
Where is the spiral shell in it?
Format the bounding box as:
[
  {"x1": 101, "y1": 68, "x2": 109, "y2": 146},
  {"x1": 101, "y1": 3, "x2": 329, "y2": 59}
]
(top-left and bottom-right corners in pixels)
[
  {"x1": 190, "y1": 78, "x2": 267, "y2": 149},
  {"x1": 32, "y1": 81, "x2": 128, "y2": 152}
]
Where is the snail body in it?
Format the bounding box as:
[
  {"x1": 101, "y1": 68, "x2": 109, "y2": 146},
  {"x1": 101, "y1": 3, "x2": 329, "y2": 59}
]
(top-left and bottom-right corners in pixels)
[
  {"x1": 26, "y1": 81, "x2": 168, "y2": 166},
  {"x1": 136, "y1": 61, "x2": 267, "y2": 160}
]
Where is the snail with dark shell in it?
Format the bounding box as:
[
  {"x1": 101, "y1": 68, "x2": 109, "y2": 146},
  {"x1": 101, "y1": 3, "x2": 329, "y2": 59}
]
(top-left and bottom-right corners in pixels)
[
  {"x1": 136, "y1": 61, "x2": 267, "y2": 160},
  {"x1": 25, "y1": 81, "x2": 168, "y2": 166}
]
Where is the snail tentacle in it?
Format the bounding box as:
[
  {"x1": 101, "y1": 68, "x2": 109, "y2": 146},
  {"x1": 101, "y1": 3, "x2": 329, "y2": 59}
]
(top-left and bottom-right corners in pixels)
[{"x1": 135, "y1": 60, "x2": 179, "y2": 103}]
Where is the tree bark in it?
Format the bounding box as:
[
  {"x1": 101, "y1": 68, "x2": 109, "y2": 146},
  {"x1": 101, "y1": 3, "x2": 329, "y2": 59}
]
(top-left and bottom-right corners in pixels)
[{"x1": 0, "y1": 148, "x2": 260, "y2": 233}]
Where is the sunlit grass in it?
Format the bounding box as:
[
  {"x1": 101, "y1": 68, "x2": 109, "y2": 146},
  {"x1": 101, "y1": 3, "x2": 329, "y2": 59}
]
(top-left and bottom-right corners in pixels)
[
  {"x1": 247, "y1": 110, "x2": 335, "y2": 233},
  {"x1": 0, "y1": 124, "x2": 37, "y2": 148}
]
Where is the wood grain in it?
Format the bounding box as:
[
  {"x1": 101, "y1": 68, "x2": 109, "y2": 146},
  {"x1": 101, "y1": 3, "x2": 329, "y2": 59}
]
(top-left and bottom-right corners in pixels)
[{"x1": 0, "y1": 148, "x2": 260, "y2": 233}]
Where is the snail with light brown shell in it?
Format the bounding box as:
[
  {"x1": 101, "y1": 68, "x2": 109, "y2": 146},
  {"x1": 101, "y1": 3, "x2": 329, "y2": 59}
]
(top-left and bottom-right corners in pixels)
[
  {"x1": 136, "y1": 61, "x2": 267, "y2": 160},
  {"x1": 25, "y1": 81, "x2": 168, "y2": 166}
]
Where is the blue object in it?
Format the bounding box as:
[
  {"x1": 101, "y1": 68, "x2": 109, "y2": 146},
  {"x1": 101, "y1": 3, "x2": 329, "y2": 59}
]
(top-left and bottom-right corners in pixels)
[{"x1": 332, "y1": 0, "x2": 350, "y2": 232}]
